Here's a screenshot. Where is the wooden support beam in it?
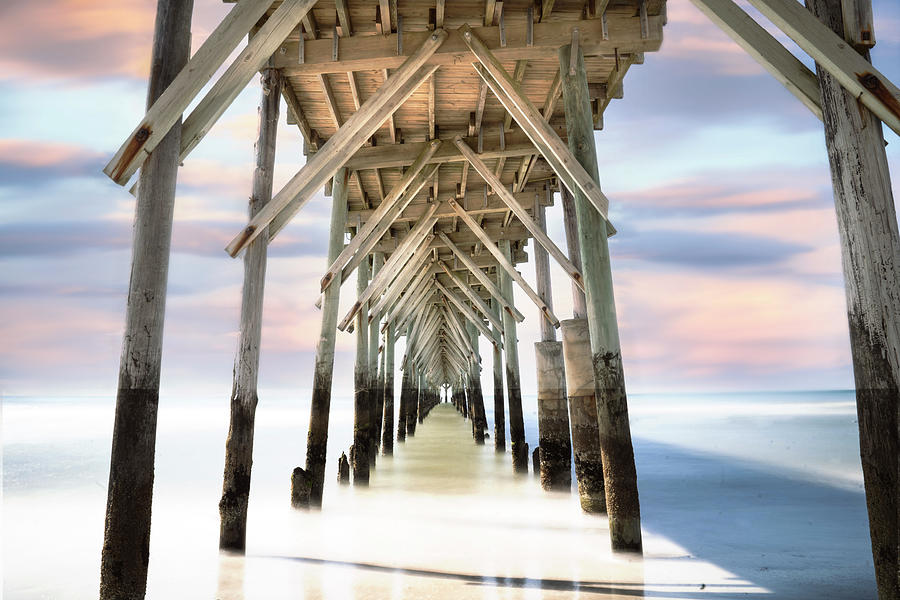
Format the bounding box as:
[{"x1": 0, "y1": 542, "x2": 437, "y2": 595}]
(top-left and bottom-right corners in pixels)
[
  {"x1": 746, "y1": 0, "x2": 900, "y2": 134},
  {"x1": 498, "y1": 238, "x2": 528, "y2": 473},
  {"x1": 541, "y1": 0, "x2": 556, "y2": 22},
  {"x1": 374, "y1": 256, "x2": 434, "y2": 324},
  {"x1": 275, "y1": 16, "x2": 662, "y2": 75},
  {"x1": 437, "y1": 260, "x2": 503, "y2": 332},
  {"x1": 224, "y1": 30, "x2": 448, "y2": 256},
  {"x1": 381, "y1": 322, "x2": 396, "y2": 455},
  {"x1": 504, "y1": 60, "x2": 529, "y2": 132},
  {"x1": 338, "y1": 164, "x2": 438, "y2": 286},
  {"x1": 219, "y1": 65, "x2": 281, "y2": 544},
  {"x1": 689, "y1": 0, "x2": 822, "y2": 119},
  {"x1": 339, "y1": 206, "x2": 440, "y2": 330},
  {"x1": 807, "y1": 0, "x2": 899, "y2": 596},
  {"x1": 383, "y1": 68, "x2": 398, "y2": 144},
  {"x1": 105, "y1": 0, "x2": 310, "y2": 185},
  {"x1": 560, "y1": 41, "x2": 642, "y2": 552},
  {"x1": 461, "y1": 26, "x2": 612, "y2": 222},
  {"x1": 352, "y1": 247, "x2": 372, "y2": 485},
  {"x1": 344, "y1": 128, "x2": 558, "y2": 171},
  {"x1": 454, "y1": 137, "x2": 585, "y2": 293},
  {"x1": 533, "y1": 193, "x2": 557, "y2": 343},
  {"x1": 281, "y1": 84, "x2": 316, "y2": 148},
  {"x1": 490, "y1": 297, "x2": 506, "y2": 451},
  {"x1": 371, "y1": 221, "x2": 531, "y2": 254},
  {"x1": 321, "y1": 140, "x2": 442, "y2": 291},
  {"x1": 380, "y1": 0, "x2": 392, "y2": 34},
  {"x1": 428, "y1": 74, "x2": 436, "y2": 140},
  {"x1": 436, "y1": 230, "x2": 525, "y2": 322},
  {"x1": 435, "y1": 279, "x2": 499, "y2": 346},
  {"x1": 304, "y1": 167, "x2": 350, "y2": 507},
  {"x1": 99, "y1": 0, "x2": 192, "y2": 595},
  {"x1": 335, "y1": 0, "x2": 352, "y2": 36},
  {"x1": 448, "y1": 197, "x2": 559, "y2": 327},
  {"x1": 436, "y1": 0, "x2": 445, "y2": 29}
]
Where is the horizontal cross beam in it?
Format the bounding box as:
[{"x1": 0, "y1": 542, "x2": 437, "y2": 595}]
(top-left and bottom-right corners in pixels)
[{"x1": 274, "y1": 16, "x2": 663, "y2": 75}]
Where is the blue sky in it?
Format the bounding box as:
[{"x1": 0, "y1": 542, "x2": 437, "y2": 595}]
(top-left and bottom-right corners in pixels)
[{"x1": 0, "y1": 0, "x2": 898, "y2": 398}]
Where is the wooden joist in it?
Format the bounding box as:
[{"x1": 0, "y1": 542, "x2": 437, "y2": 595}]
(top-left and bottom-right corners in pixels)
[
  {"x1": 337, "y1": 164, "x2": 439, "y2": 287},
  {"x1": 275, "y1": 16, "x2": 662, "y2": 75},
  {"x1": 321, "y1": 140, "x2": 442, "y2": 292},
  {"x1": 224, "y1": 30, "x2": 448, "y2": 256},
  {"x1": 448, "y1": 197, "x2": 559, "y2": 326},
  {"x1": 343, "y1": 128, "x2": 558, "y2": 171},
  {"x1": 454, "y1": 137, "x2": 585, "y2": 293},
  {"x1": 436, "y1": 230, "x2": 525, "y2": 322},
  {"x1": 339, "y1": 206, "x2": 441, "y2": 330},
  {"x1": 462, "y1": 25, "x2": 612, "y2": 223}
]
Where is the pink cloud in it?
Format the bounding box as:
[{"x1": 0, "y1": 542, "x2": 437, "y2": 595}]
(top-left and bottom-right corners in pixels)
[
  {"x1": 0, "y1": 138, "x2": 104, "y2": 168},
  {"x1": 0, "y1": 0, "x2": 230, "y2": 81}
]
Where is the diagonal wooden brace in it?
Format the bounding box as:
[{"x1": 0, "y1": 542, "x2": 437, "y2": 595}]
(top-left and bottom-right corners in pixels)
[
  {"x1": 435, "y1": 230, "x2": 525, "y2": 323},
  {"x1": 225, "y1": 29, "x2": 448, "y2": 257},
  {"x1": 105, "y1": 0, "x2": 309, "y2": 185},
  {"x1": 454, "y1": 136, "x2": 586, "y2": 293},
  {"x1": 746, "y1": 0, "x2": 900, "y2": 135},
  {"x1": 321, "y1": 140, "x2": 442, "y2": 292},
  {"x1": 448, "y1": 197, "x2": 560, "y2": 327},
  {"x1": 458, "y1": 24, "x2": 611, "y2": 222}
]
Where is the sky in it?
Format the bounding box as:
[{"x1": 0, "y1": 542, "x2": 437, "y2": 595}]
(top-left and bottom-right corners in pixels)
[{"x1": 0, "y1": 0, "x2": 898, "y2": 400}]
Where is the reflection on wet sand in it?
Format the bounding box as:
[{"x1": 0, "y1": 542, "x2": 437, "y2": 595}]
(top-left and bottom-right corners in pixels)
[{"x1": 213, "y1": 404, "x2": 769, "y2": 600}]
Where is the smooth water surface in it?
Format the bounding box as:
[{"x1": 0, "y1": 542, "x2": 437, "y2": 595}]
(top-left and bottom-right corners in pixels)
[{"x1": 2, "y1": 390, "x2": 875, "y2": 599}]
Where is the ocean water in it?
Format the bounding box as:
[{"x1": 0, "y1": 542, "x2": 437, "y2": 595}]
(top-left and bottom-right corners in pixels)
[{"x1": 2, "y1": 389, "x2": 875, "y2": 599}]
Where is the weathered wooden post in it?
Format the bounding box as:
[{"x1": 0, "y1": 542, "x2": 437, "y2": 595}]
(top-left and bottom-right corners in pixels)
[
  {"x1": 561, "y1": 317, "x2": 606, "y2": 512},
  {"x1": 368, "y1": 253, "x2": 383, "y2": 466},
  {"x1": 100, "y1": 0, "x2": 193, "y2": 596},
  {"x1": 397, "y1": 362, "x2": 410, "y2": 442},
  {"x1": 467, "y1": 322, "x2": 487, "y2": 444},
  {"x1": 219, "y1": 64, "x2": 281, "y2": 551},
  {"x1": 381, "y1": 323, "x2": 395, "y2": 455},
  {"x1": 498, "y1": 239, "x2": 528, "y2": 473},
  {"x1": 304, "y1": 168, "x2": 350, "y2": 506},
  {"x1": 490, "y1": 298, "x2": 506, "y2": 452},
  {"x1": 408, "y1": 369, "x2": 420, "y2": 434},
  {"x1": 560, "y1": 43, "x2": 642, "y2": 552},
  {"x1": 560, "y1": 186, "x2": 606, "y2": 513},
  {"x1": 806, "y1": 1, "x2": 899, "y2": 596},
  {"x1": 352, "y1": 252, "x2": 371, "y2": 485},
  {"x1": 533, "y1": 196, "x2": 573, "y2": 491}
]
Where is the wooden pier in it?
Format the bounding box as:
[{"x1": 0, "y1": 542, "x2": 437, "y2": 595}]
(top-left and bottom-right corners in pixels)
[{"x1": 99, "y1": 1, "x2": 898, "y2": 599}]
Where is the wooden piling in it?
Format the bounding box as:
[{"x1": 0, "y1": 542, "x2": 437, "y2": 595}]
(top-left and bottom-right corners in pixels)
[
  {"x1": 499, "y1": 239, "x2": 528, "y2": 473},
  {"x1": 560, "y1": 186, "x2": 605, "y2": 512},
  {"x1": 100, "y1": 0, "x2": 192, "y2": 596},
  {"x1": 305, "y1": 168, "x2": 350, "y2": 506},
  {"x1": 352, "y1": 250, "x2": 371, "y2": 485},
  {"x1": 337, "y1": 453, "x2": 350, "y2": 484},
  {"x1": 560, "y1": 43, "x2": 642, "y2": 552},
  {"x1": 533, "y1": 198, "x2": 573, "y2": 491},
  {"x1": 535, "y1": 341, "x2": 572, "y2": 491},
  {"x1": 368, "y1": 253, "x2": 383, "y2": 466},
  {"x1": 381, "y1": 323, "x2": 395, "y2": 455},
  {"x1": 290, "y1": 467, "x2": 312, "y2": 508},
  {"x1": 490, "y1": 298, "x2": 506, "y2": 452},
  {"x1": 807, "y1": 0, "x2": 900, "y2": 596},
  {"x1": 219, "y1": 65, "x2": 282, "y2": 551},
  {"x1": 467, "y1": 322, "x2": 488, "y2": 444},
  {"x1": 397, "y1": 365, "x2": 410, "y2": 442},
  {"x1": 561, "y1": 318, "x2": 606, "y2": 513},
  {"x1": 408, "y1": 370, "x2": 420, "y2": 434}
]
